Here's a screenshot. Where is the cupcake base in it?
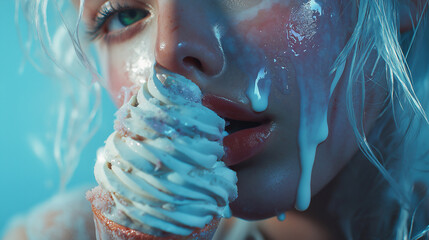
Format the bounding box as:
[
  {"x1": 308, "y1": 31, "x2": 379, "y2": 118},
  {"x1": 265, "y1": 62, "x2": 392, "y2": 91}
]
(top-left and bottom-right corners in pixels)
[{"x1": 91, "y1": 203, "x2": 220, "y2": 240}]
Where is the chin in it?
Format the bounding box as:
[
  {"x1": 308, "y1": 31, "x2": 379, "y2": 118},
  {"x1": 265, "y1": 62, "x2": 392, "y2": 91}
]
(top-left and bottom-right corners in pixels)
[
  {"x1": 229, "y1": 189, "x2": 296, "y2": 220},
  {"x1": 228, "y1": 160, "x2": 300, "y2": 220}
]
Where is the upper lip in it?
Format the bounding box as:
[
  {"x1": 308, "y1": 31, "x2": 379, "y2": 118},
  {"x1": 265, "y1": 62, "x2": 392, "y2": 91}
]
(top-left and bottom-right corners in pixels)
[{"x1": 202, "y1": 94, "x2": 270, "y2": 122}]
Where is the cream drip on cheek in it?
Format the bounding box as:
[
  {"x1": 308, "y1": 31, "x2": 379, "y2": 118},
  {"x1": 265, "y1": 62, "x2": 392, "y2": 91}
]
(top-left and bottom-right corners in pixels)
[
  {"x1": 286, "y1": 0, "x2": 321, "y2": 57},
  {"x1": 290, "y1": 1, "x2": 346, "y2": 211},
  {"x1": 235, "y1": 3, "x2": 293, "y2": 112},
  {"x1": 237, "y1": 0, "x2": 346, "y2": 211}
]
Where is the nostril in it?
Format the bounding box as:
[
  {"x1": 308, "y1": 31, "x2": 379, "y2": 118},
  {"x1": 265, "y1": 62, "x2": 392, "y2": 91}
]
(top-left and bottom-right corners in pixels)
[{"x1": 183, "y1": 56, "x2": 203, "y2": 72}]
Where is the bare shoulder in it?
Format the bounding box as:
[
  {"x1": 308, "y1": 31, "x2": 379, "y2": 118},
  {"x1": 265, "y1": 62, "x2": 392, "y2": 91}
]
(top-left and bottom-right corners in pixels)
[
  {"x1": 2, "y1": 217, "x2": 28, "y2": 240},
  {"x1": 2, "y1": 187, "x2": 95, "y2": 240}
]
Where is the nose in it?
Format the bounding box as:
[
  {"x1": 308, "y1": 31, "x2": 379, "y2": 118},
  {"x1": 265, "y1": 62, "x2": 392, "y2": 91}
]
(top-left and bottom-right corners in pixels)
[{"x1": 155, "y1": 1, "x2": 225, "y2": 78}]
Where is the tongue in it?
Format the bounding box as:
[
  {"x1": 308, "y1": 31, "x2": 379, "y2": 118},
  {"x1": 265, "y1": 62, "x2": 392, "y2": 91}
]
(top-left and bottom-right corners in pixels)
[{"x1": 222, "y1": 124, "x2": 272, "y2": 166}]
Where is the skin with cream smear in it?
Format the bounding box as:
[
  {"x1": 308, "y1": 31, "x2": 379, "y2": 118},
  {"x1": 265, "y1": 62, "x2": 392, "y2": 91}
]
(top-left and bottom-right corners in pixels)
[{"x1": 82, "y1": 0, "x2": 387, "y2": 221}]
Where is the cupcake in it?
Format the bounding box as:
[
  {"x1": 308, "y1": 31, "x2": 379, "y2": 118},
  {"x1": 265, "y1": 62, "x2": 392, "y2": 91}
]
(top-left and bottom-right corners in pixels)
[
  {"x1": 88, "y1": 65, "x2": 238, "y2": 240},
  {"x1": 88, "y1": 186, "x2": 220, "y2": 240}
]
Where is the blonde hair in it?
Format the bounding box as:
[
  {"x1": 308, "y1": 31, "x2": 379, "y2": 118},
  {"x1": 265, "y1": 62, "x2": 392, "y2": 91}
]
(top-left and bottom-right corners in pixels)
[
  {"x1": 328, "y1": 0, "x2": 429, "y2": 239},
  {"x1": 16, "y1": 0, "x2": 102, "y2": 190},
  {"x1": 17, "y1": 0, "x2": 429, "y2": 238}
]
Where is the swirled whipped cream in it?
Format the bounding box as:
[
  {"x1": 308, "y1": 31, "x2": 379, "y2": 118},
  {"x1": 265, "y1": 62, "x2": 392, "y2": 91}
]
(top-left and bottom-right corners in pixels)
[{"x1": 94, "y1": 66, "x2": 238, "y2": 236}]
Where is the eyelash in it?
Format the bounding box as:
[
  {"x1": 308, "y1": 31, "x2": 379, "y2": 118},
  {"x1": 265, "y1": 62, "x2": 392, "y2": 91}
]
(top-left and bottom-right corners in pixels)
[{"x1": 87, "y1": 3, "x2": 148, "y2": 42}]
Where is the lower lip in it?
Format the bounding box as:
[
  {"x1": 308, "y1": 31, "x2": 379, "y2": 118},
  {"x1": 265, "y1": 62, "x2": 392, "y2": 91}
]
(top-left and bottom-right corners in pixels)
[{"x1": 222, "y1": 122, "x2": 273, "y2": 166}]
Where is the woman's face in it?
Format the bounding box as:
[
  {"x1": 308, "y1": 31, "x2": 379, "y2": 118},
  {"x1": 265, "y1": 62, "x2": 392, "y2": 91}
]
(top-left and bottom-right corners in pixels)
[{"x1": 82, "y1": 0, "x2": 386, "y2": 219}]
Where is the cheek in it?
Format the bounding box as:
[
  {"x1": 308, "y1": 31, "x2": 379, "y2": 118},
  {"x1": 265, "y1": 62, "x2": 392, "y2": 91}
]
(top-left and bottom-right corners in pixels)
[
  {"x1": 235, "y1": 0, "x2": 350, "y2": 96},
  {"x1": 101, "y1": 32, "x2": 157, "y2": 107},
  {"x1": 238, "y1": 3, "x2": 291, "y2": 53},
  {"x1": 237, "y1": 3, "x2": 293, "y2": 95},
  {"x1": 98, "y1": 42, "x2": 135, "y2": 107},
  {"x1": 230, "y1": 1, "x2": 359, "y2": 213},
  {"x1": 107, "y1": 65, "x2": 135, "y2": 107}
]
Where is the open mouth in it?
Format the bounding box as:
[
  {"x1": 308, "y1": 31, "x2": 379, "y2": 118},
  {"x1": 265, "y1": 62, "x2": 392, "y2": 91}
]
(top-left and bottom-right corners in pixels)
[
  {"x1": 222, "y1": 118, "x2": 273, "y2": 167},
  {"x1": 202, "y1": 94, "x2": 274, "y2": 166},
  {"x1": 224, "y1": 118, "x2": 262, "y2": 135}
]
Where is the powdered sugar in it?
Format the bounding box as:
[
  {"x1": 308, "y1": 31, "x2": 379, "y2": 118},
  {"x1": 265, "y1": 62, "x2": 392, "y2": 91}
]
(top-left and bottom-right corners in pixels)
[{"x1": 86, "y1": 186, "x2": 114, "y2": 213}]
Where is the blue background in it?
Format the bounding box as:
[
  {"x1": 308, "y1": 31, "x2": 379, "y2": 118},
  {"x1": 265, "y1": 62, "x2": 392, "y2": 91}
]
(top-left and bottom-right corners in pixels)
[{"x1": 0, "y1": 1, "x2": 117, "y2": 235}]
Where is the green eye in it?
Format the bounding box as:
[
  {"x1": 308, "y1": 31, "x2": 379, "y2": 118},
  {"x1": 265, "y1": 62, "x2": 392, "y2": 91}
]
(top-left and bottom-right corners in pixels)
[{"x1": 117, "y1": 9, "x2": 149, "y2": 27}]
